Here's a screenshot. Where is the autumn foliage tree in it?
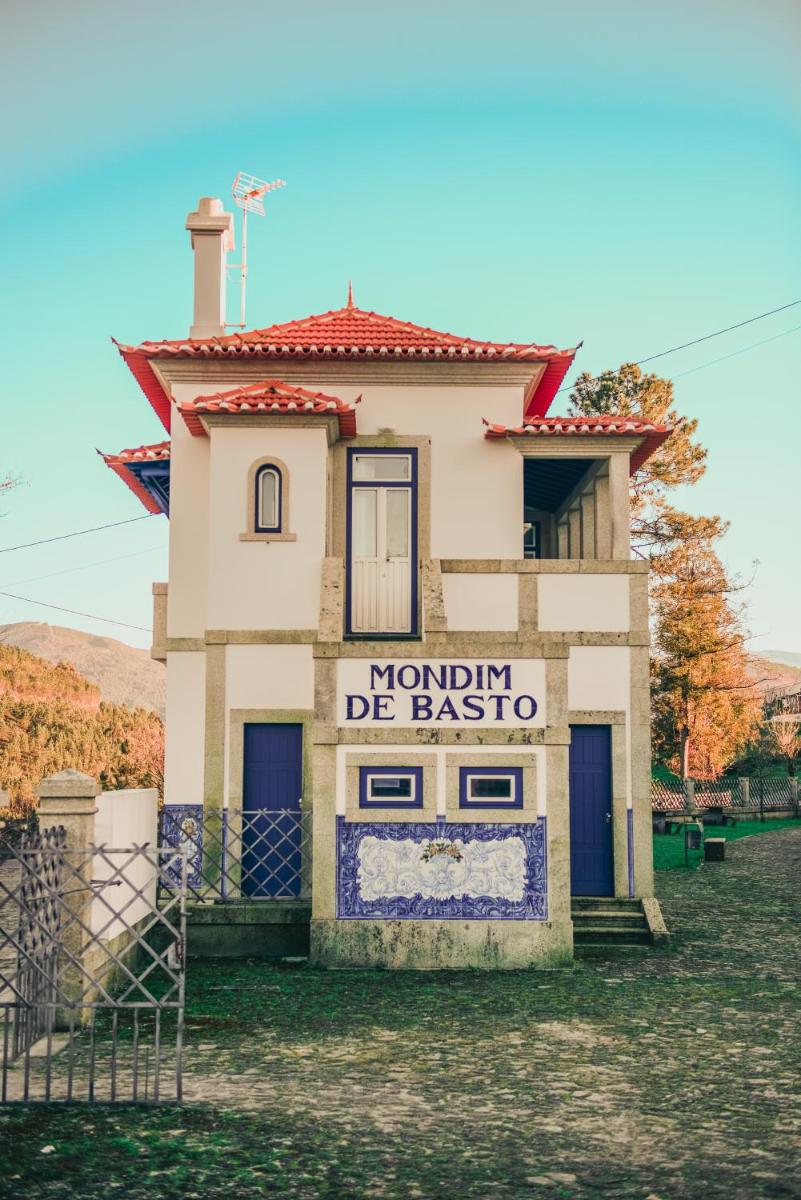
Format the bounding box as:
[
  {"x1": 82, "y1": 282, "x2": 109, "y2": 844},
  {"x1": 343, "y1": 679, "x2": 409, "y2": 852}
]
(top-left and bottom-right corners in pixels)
[
  {"x1": 650, "y1": 538, "x2": 761, "y2": 778},
  {"x1": 569, "y1": 362, "x2": 761, "y2": 778},
  {"x1": 0, "y1": 645, "x2": 164, "y2": 817},
  {"x1": 769, "y1": 716, "x2": 801, "y2": 777}
]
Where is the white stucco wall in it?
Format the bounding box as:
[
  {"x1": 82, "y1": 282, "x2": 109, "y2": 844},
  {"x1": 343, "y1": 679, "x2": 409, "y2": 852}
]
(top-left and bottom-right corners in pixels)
[
  {"x1": 206, "y1": 425, "x2": 328, "y2": 630},
  {"x1": 164, "y1": 377, "x2": 529, "y2": 640},
  {"x1": 226, "y1": 644, "x2": 315, "y2": 711},
  {"x1": 293, "y1": 381, "x2": 525, "y2": 560},
  {"x1": 163, "y1": 650, "x2": 206, "y2": 806},
  {"x1": 442, "y1": 573, "x2": 518, "y2": 631},
  {"x1": 167, "y1": 414, "x2": 210, "y2": 638},
  {"x1": 92, "y1": 788, "x2": 159, "y2": 938},
  {"x1": 538, "y1": 575, "x2": 630, "y2": 633},
  {"x1": 567, "y1": 646, "x2": 631, "y2": 711}
]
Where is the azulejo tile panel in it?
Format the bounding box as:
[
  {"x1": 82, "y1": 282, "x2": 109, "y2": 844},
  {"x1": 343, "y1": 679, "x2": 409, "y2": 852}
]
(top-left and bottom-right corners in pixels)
[
  {"x1": 160, "y1": 804, "x2": 204, "y2": 888},
  {"x1": 336, "y1": 816, "x2": 547, "y2": 920}
]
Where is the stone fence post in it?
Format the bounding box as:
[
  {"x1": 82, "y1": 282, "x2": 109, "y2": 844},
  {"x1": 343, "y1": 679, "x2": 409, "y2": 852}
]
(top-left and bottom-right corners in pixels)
[
  {"x1": 36, "y1": 770, "x2": 101, "y2": 1016},
  {"x1": 789, "y1": 777, "x2": 799, "y2": 816},
  {"x1": 740, "y1": 777, "x2": 750, "y2": 810}
]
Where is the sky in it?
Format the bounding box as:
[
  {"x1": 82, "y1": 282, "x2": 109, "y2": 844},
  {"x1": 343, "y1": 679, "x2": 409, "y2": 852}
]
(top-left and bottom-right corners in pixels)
[{"x1": 1, "y1": 0, "x2": 800, "y2": 652}]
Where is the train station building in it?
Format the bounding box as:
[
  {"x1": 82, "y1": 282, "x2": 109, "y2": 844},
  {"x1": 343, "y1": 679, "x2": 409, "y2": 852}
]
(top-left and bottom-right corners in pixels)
[{"x1": 102, "y1": 194, "x2": 672, "y2": 967}]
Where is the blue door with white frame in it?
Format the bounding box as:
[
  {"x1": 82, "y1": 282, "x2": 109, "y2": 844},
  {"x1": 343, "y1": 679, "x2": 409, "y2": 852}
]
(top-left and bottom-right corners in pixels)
[
  {"x1": 569, "y1": 725, "x2": 614, "y2": 896},
  {"x1": 242, "y1": 723, "x2": 303, "y2": 898}
]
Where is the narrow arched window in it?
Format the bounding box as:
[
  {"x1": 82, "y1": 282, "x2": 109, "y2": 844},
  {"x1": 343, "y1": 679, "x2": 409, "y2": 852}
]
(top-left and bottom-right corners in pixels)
[
  {"x1": 255, "y1": 465, "x2": 282, "y2": 533},
  {"x1": 241, "y1": 456, "x2": 295, "y2": 543}
]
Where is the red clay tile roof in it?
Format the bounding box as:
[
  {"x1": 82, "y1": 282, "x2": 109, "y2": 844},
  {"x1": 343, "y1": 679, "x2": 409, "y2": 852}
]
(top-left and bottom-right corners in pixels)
[
  {"x1": 178, "y1": 380, "x2": 359, "y2": 438},
  {"x1": 482, "y1": 415, "x2": 673, "y2": 473},
  {"x1": 115, "y1": 302, "x2": 578, "y2": 431},
  {"x1": 98, "y1": 441, "x2": 170, "y2": 514}
]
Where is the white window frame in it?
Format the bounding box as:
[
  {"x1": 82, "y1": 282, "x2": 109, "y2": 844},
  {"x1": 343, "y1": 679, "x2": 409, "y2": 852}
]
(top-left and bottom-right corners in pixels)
[{"x1": 360, "y1": 768, "x2": 423, "y2": 808}]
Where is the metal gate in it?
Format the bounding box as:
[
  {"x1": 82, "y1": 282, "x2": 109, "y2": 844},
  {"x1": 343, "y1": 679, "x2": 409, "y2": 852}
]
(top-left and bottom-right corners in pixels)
[{"x1": 0, "y1": 827, "x2": 187, "y2": 1103}]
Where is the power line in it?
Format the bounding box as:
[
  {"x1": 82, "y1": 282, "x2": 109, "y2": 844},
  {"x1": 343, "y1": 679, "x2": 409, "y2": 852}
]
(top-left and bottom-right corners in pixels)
[
  {"x1": 2, "y1": 545, "x2": 164, "y2": 589},
  {"x1": 555, "y1": 297, "x2": 801, "y2": 399},
  {"x1": 635, "y1": 298, "x2": 801, "y2": 366},
  {"x1": 0, "y1": 514, "x2": 156, "y2": 555},
  {"x1": 0, "y1": 591, "x2": 151, "y2": 633},
  {"x1": 669, "y1": 322, "x2": 801, "y2": 380}
]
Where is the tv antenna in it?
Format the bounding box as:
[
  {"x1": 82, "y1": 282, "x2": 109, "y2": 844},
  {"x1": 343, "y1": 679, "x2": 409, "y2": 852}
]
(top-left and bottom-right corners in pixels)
[{"x1": 227, "y1": 171, "x2": 286, "y2": 329}]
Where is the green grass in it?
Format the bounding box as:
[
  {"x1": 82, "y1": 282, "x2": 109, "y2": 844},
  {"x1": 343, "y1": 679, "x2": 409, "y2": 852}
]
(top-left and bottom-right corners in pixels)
[{"x1": 653, "y1": 817, "x2": 801, "y2": 871}]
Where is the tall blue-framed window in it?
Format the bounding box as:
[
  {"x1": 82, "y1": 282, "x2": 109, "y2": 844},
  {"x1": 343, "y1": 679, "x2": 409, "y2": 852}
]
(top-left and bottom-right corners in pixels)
[
  {"x1": 459, "y1": 767, "x2": 524, "y2": 809},
  {"x1": 359, "y1": 766, "x2": 424, "y2": 808},
  {"x1": 346, "y1": 447, "x2": 419, "y2": 638},
  {"x1": 255, "y1": 464, "x2": 282, "y2": 533}
]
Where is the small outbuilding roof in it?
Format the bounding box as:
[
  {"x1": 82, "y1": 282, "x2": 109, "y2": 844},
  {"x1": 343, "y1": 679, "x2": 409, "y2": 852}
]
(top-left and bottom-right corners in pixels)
[
  {"x1": 177, "y1": 380, "x2": 359, "y2": 438},
  {"x1": 482, "y1": 415, "x2": 673, "y2": 472}
]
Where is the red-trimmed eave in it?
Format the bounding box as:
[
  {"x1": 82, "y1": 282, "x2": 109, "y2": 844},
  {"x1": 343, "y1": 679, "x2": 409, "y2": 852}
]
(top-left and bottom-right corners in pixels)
[
  {"x1": 524, "y1": 349, "x2": 580, "y2": 419},
  {"x1": 99, "y1": 441, "x2": 170, "y2": 515},
  {"x1": 177, "y1": 380, "x2": 360, "y2": 439},
  {"x1": 115, "y1": 307, "x2": 581, "y2": 428},
  {"x1": 483, "y1": 418, "x2": 674, "y2": 474},
  {"x1": 114, "y1": 342, "x2": 172, "y2": 432},
  {"x1": 101, "y1": 458, "x2": 163, "y2": 514}
]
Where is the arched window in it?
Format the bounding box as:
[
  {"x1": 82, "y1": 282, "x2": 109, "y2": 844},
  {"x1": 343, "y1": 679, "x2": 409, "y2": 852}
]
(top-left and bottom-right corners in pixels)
[
  {"x1": 255, "y1": 464, "x2": 281, "y2": 532},
  {"x1": 241, "y1": 456, "x2": 296, "y2": 543}
]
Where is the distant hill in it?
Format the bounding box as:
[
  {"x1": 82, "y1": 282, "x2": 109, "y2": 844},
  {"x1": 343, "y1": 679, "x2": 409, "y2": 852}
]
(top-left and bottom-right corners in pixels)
[
  {"x1": 747, "y1": 652, "x2": 801, "y2": 697},
  {"x1": 760, "y1": 649, "x2": 801, "y2": 671},
  {"x1": 0, "y1": 622, "x2": 164, "y2": 717},
  {"x1": 0, "y1": 642, "x2": 163, "y2": 815}
]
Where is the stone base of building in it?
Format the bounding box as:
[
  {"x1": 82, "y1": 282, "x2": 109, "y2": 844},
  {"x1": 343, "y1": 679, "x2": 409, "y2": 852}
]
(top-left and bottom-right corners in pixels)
[
  {"x1": 309, "y1": 917, "x2": 574, "y2": 970},
  {"x1": 186, "y1": 901, "x2": 311, "y2": 959}
]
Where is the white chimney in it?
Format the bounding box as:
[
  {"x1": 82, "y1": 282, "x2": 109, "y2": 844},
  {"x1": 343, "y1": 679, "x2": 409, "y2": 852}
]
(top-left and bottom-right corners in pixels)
[{"x1": 185, "y1": 197, "x2": 235, "y2": 339}]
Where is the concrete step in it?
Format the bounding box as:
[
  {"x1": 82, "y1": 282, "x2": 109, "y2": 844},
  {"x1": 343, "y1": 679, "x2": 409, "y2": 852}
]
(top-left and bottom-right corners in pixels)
[
  {"x1": 573, "y1": 926, "x2": 652, "y2": 946},
  {"x1": 571, "y1": 896, "x2": 655, "y2": 948},
  {"x1": 571, "y1": 896, "x2": 643, "y2": 911},
  {"x1": 572, "y1": 913, "x2": 648, "y2": 931}
]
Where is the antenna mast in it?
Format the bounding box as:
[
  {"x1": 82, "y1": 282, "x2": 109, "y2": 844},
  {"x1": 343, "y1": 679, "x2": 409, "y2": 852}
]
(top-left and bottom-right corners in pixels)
[{"x1": 228, "y1": 172, "x2": 286, "y2": 329}]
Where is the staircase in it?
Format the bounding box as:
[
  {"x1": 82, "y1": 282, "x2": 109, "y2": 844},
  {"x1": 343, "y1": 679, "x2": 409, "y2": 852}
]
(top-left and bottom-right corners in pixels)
[{"x1": 571, "y1": 897, "x2": 655, "y2": 950}]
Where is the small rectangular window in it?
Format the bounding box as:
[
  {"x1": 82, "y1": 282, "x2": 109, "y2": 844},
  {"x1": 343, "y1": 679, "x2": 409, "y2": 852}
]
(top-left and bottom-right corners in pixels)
[
  {"x1": 352, "y1": 454, "x2": 412, "y2": 482},
  {"x1": 359, "y1": 766, "x2": 423, "y2": 808},
  {"x1": 459, "y1": 767, "x2": 523, "y2": 809}
]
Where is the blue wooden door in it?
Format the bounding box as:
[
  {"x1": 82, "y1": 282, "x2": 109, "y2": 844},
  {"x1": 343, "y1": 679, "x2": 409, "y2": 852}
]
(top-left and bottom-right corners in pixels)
[
  {"x1": 242, "y1": 723, "x2": 303, "y2": 898},
  {"x1": 569, "y1": 725, "x2": 614, "y2": 896}
]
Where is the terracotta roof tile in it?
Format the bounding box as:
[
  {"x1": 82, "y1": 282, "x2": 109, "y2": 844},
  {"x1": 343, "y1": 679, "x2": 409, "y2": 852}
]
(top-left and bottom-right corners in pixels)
[
  {"x1": 482, "y1": 415, "x2": 673, "y2": 473},
  {"x1": 178, "y1": 380, "x2": 359, "y2": 438},
  {"x1": 115, "y1": 303, "x2": 579, "y2": 430}
]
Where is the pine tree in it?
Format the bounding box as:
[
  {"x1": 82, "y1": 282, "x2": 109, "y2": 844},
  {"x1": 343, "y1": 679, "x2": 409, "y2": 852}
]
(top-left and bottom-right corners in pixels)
[{"x1": 569, "y1": 363, "x2": 761, "y2": 777}]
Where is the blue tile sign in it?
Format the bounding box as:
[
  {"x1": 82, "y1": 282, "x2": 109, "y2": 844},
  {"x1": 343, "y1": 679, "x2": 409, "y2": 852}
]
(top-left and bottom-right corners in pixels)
[{"x1": 336, "y1": 816, "x2": 547, "y2": 920}]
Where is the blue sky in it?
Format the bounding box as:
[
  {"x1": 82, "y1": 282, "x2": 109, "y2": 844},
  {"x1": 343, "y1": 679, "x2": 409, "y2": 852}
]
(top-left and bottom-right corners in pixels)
[{"x1": 1, "y1": 0, "x2": 799, "y2": 651}]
